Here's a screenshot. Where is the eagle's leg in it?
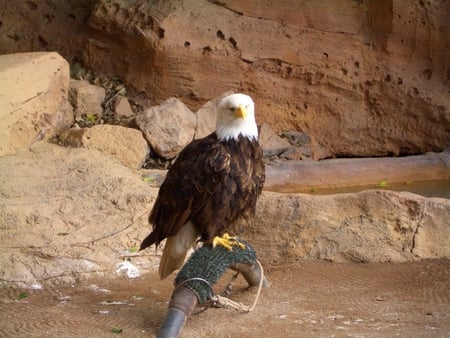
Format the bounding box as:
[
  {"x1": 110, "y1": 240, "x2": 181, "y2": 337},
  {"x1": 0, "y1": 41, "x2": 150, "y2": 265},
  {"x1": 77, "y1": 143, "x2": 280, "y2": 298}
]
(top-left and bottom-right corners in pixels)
[{"x1": 212, "y1": 233, "x2": 245, "y2": 251}]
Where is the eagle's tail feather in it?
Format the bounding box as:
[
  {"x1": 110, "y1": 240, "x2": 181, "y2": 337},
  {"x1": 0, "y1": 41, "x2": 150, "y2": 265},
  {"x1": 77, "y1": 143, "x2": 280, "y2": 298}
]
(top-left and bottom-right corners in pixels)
[
  {"x1": 159, "y1": 221, "x2": 198, "y2": 279},
  {"x1": 139, "y1": 231, "x2": 157, "y2": 251}
]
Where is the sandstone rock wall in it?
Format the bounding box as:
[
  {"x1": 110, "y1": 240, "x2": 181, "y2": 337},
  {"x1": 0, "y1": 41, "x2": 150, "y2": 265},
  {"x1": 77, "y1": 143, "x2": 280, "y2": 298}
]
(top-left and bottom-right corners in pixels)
[
  {"x1": 0, "y1": 0, "x2": 97, "y2": 63},
  {"x1": 84, "y1": 0, "x2": 450, "y2": 158},
  {"x1": 0, "y1": 0, "x2": 448, "y2": 158}
]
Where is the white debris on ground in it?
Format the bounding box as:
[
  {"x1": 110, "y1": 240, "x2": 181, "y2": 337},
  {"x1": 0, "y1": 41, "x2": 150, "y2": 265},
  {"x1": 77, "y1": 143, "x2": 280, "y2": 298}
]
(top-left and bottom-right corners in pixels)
[{"x1": 115, "y1": 261, "x2": 140, "y2": 279}]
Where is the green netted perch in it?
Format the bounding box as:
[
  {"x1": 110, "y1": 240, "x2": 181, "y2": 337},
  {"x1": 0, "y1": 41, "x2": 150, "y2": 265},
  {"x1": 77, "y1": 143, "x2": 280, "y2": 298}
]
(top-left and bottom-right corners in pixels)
[{"x1": 156, "y1": 240, "x2": 268, "y2": 338}]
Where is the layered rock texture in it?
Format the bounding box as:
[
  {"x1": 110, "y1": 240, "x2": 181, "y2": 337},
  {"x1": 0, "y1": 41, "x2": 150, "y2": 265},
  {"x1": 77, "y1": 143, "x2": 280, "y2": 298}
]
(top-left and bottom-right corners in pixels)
[{"x1": 1, "y1": 0, "x2": 449, "y2": 158}]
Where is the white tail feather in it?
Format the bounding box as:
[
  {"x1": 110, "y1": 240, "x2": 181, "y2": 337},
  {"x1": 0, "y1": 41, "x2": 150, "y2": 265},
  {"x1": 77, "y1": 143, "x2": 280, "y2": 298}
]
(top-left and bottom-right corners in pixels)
[{"x1": 158, "y1": 221, "x2": 198, "y2": 279}]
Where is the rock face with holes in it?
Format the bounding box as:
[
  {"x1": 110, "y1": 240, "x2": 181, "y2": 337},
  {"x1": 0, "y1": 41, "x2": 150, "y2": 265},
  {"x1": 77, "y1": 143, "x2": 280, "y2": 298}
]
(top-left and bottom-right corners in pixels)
[
  {"x1": 83, "y1": 0, "x2": 449, "y2": 159},
  {"x1": 0, "y1": 0, "x2": 97, "y2": 63},
  {"x1": 1, "y1": 0, "x2": 449, "y2": 159}
]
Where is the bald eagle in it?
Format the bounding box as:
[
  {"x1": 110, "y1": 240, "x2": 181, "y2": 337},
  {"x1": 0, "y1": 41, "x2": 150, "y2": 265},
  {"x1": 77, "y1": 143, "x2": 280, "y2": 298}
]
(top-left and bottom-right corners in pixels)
[{"x1": 139, "y1": 93, "x2": 265, "y2": 279}]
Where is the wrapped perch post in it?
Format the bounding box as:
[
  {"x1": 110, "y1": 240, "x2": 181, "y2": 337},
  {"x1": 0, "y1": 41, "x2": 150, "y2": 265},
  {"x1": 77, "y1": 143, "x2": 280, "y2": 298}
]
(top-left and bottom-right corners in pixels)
[{"x1": 156, "y1": 240, "x2": 267, "y2": 338}]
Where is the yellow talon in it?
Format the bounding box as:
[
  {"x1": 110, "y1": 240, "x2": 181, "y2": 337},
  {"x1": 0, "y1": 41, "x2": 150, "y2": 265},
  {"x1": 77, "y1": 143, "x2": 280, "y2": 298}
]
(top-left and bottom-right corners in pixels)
[{"x1": 212, "y1": 233, "x2": 245, "y2": 251}]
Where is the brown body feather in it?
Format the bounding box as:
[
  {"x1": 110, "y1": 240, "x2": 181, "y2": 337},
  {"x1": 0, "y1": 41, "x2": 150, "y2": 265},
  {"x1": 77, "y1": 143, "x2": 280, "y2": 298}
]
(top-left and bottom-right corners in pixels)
[{"x1": 139, "y1": 132, "x2": 265, "y2": 277}]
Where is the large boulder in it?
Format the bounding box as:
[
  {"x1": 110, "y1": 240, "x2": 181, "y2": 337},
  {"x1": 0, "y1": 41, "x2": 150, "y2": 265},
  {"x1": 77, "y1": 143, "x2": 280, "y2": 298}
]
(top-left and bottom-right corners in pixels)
[
  {"x1": 59, "y1": 124, "x2": 149, "y2": 169},
  {"x1": 0, "y1": 52, "x2": 73, "y2": 157},
  {"x1": 136, "y1": 97, "x2": 197, "y2": 159},
  {"x1": 0, "y1": 142, "x2": 156, "y2": 288},
  {"x1": 248, "y1": 190, "x2": 450, "y2": 265},
  {"x1": 259, "y1": 123, "x2": 293, "y2": 157}
]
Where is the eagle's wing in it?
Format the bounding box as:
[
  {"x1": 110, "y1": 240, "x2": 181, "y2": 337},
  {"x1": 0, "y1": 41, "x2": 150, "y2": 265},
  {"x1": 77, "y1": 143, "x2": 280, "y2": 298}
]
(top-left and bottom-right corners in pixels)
[{"x1": 139, "y1": 135, "x2": 231, "y2": 250}]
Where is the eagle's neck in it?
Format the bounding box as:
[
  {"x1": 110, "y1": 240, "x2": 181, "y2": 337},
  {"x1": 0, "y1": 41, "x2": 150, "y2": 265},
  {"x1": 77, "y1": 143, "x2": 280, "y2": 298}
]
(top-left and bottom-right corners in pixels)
[{"x1": 216, "y1": 120, "x2": 258, "y2": 142}]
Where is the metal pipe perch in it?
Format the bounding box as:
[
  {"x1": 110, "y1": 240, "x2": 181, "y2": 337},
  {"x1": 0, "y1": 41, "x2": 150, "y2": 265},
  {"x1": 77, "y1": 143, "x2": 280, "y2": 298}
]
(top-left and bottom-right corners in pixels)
[{"x1": 156, "y1": 241, "x2": 267, "y2": 338}]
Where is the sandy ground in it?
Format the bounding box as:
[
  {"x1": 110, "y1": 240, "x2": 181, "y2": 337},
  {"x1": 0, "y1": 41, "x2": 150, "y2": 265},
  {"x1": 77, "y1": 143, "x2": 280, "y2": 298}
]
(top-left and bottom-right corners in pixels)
[{"x1": 1, "y1": 259, "x2": 449, "y2": 338}]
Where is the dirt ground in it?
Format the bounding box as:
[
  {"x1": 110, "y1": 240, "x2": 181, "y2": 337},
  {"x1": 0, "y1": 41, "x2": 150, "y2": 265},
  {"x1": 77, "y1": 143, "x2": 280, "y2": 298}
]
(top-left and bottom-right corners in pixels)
[{"x1": 1, "y1": 259, "x2": 449, "y2": 338}]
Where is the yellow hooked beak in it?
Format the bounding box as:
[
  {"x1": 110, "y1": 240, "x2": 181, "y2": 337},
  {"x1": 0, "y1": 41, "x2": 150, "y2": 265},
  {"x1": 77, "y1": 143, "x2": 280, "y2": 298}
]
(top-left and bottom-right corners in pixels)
[{"x1": 234, "y1": 105, "x2": 248, "y2": 119}]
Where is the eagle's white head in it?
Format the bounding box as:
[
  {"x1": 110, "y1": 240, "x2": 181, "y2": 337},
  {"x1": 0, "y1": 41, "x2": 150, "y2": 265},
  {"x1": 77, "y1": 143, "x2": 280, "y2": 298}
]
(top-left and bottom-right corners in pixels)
[{"x1": 216, "y1": 93, "x2": 258, "y2": 141}]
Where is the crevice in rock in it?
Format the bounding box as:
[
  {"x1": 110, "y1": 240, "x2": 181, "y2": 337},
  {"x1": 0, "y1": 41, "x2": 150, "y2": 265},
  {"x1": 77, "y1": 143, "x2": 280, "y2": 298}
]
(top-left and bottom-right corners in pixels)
[
  {"x1": 410, "y1": 203, "x2": 425, "y2": 254},
  {"x1": 216, "y1": 29, "x2": 225, "y2": 39},
  {"x1": 228, "y1": 36, "x2": 237, "y2": 49},
  {"x1": 303, "y1": 25, "x2": 360, "y2": 36},
  {"x1": 209, "y1": 1, "x2": 243, "y2": 16}
]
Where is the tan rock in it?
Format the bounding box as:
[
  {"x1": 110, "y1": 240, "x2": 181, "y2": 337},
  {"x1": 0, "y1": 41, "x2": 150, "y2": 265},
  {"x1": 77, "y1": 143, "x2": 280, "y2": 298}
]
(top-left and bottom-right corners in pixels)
[
  {"x1": 69, "y1": 79, "x2": 105, "y2": 117},
  {"x1": 258, "y1": 123, "x2": 292, "y2": 157},
  {"x1": 59, "y1": 124, "x2": 149, "y2": 169},
  {"x1": 136, "y1": 97, "x2": 196, "y2": 159},
  {"x1": 414, "y1": 198, "x2": 450, "y2": 259},
  {"x1": 0, "y1": 52, "x2": 73, "y2": 157},
  {"x1": 0, "y1": 142, "x2": 156, "y2": 287},
  {"x1": 245, "y1": 190, "x2": 450, "y2": 265},
  {"x1": 114, "y1": 95, "x2": 134, "y2": 118}
]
